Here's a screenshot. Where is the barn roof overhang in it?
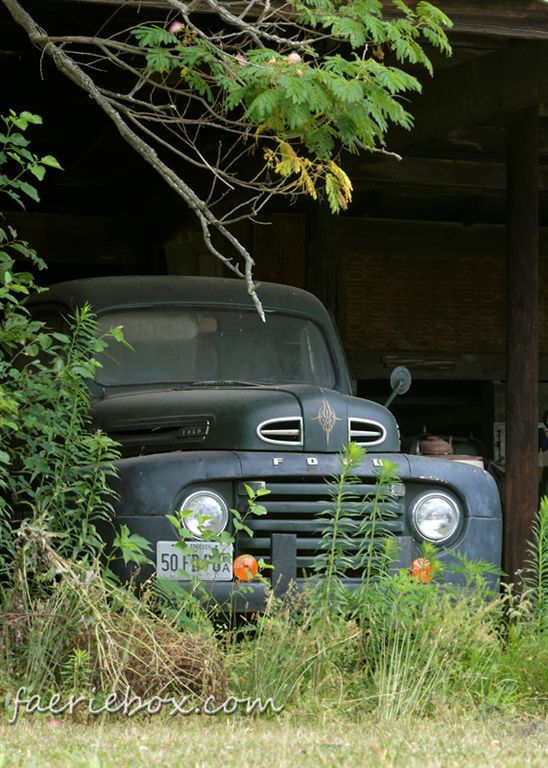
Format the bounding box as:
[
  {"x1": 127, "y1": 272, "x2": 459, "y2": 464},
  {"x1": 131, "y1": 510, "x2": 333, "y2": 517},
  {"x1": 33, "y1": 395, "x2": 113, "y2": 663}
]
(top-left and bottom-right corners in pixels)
[{"x1": 2, "y1": 1, "x2": 548, "y2": 249}]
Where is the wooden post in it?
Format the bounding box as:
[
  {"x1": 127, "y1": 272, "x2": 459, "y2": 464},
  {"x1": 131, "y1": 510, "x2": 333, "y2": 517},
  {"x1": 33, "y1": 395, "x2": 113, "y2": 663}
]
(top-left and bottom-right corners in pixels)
[{"x1": 505, "y1": 105, "x2": 539, "y2": 579}]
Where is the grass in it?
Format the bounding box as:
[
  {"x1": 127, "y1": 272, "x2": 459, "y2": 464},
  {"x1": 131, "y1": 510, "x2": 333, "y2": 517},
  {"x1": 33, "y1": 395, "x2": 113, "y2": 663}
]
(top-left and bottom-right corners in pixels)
[{"x1": 0, "y1": 714, "x2": 547, "y2": 767}]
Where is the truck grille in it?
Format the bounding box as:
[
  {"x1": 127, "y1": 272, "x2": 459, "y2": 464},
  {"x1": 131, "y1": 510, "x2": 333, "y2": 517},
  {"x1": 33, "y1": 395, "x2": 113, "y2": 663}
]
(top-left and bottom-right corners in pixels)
[{"x1": 236, "y1": 478, "x2": 405, "y2": 578}]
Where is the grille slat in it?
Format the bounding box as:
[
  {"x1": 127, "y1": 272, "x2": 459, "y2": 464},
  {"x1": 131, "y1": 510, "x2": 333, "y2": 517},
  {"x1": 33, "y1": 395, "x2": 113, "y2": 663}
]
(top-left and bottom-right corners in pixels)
[
  {"x1": 234, "y1": 552, "x2": 388, "y2": 570},
  {"x1": 232, "y1": 557, "x2": 388, "y2": 578},
  {"x1": 250, "y1": 482, "x2": 404, "y2": 499},
  {"x1": 298, "y1": 554, "x2": 386, "y2": 569},
  {"x1": 240, "y1": 536, "x2": 399, "y2": 551},
  {"x1": 246, "y1": 518, "x2": 405, "y2": 534},
  {"x1": 250, "y1": 500, "x2": 403, "y2": 516}
]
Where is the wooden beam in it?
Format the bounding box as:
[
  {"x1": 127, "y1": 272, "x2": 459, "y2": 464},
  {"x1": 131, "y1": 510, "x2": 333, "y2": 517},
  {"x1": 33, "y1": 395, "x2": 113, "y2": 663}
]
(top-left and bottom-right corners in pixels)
[
  {"x1": 347, "y1": 352, "x2": 548, "y2": 382},
  {"x1": 391, "y1": 1, "x2": 548, "y2": 40},
  {"x1": 388, "y1": 41, "x2": 548, "y2": 150},
  {"x1": 322, "y1": 214, "x2": 548, "y2": 261},
  {"x1": 5, "y1": 212, "x2": 150, "y2": 266},
  {"x1": 332, "y1": 216, "x2": 506, "y2": 256},
  {"x1": 505, "y1": 106, "x2": 540, "y2": 579},
  {"x1": 350, "y1": 157, "x2": 512, "y2": 191},
  {"x1": 64, "y1": 1, "x2": 548, "y2": 40}
]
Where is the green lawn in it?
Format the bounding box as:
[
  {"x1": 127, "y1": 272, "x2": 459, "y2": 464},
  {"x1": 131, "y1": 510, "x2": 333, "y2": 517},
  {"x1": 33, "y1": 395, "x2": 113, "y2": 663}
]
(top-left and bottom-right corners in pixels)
[{"x1": 0, "y1": 715, "x2": 547, "y2": 767}]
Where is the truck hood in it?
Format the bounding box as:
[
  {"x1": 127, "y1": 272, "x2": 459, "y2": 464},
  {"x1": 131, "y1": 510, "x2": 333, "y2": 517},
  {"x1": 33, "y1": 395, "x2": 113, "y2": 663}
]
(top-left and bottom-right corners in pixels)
[{"x1": 91, "y1": 385, "x2": 399, "y2": 456}]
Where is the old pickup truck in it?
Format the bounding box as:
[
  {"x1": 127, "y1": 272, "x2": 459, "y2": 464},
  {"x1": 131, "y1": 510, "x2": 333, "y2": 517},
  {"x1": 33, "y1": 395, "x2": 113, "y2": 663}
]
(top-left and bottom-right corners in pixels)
[{"x1": 29, "y1": 276, "x2": 502, "y2": 609}]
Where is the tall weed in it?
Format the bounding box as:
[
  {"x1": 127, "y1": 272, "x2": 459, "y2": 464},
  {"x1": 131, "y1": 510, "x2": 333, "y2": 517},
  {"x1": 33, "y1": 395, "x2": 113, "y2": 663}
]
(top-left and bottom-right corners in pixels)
[
  {"x1": 0, "y1": 112, "x2": 222, "y2": 706},
  {"x1": 311, "y1": 442, "x2": 399, "y2": 621},
  {"x1": 356, "y1": 568, "x2": 504, "y2": 718},
  {"x1": 524, "y1": 495, "x2": 548, "y2": 631}
]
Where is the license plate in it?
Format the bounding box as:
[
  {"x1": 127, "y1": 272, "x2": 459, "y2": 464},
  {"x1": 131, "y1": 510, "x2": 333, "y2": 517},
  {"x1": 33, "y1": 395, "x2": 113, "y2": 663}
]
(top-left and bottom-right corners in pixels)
[{"x1": 156, "y1": 540, "x2": 233, "y2": 581}]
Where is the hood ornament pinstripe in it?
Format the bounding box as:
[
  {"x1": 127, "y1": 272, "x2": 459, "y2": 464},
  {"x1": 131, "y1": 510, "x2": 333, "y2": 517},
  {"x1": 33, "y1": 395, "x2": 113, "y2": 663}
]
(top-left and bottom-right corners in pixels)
[{"x1": 314, "y1": 399, "x2": 340, "y2": 445}]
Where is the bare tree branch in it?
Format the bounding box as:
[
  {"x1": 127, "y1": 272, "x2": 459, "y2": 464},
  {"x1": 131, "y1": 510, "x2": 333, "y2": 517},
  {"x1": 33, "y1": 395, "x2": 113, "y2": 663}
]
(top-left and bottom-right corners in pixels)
[
  {"x1": 2, "y1": 0, "x2": 267, "y2": 318},
  {"x1": 1, "y1": 0, "x2": 451, "y2": 317}
]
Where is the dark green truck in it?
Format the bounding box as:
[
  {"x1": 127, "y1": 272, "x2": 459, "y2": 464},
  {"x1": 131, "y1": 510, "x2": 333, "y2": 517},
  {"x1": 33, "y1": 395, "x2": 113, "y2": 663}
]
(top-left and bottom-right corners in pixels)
[{"x1": 30, "y1": 276, "x2": 502, "y2": 608}]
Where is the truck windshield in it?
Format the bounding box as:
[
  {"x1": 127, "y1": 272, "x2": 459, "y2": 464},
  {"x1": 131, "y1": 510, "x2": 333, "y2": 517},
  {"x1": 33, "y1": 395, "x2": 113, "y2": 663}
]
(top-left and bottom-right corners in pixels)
[{"x1": 96, "y1": 307, "x2": 336, "y2": 388}]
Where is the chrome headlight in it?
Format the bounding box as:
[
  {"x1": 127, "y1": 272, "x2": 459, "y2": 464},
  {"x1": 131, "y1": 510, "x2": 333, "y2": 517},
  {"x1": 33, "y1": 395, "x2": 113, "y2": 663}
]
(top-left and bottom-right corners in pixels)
[
  {"x1": 179, "y1": 490, "x2": 229, "y2": 539},
  {"x1": 411, "y1": 492, "x2": 461, "y2": 543}
]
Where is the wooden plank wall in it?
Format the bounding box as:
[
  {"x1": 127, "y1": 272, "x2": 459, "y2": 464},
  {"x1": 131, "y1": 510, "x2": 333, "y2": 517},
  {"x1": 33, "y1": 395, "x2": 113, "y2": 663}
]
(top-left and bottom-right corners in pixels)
[{"x1": 331, "y1": 218, "x2": 548, "y2": 380}]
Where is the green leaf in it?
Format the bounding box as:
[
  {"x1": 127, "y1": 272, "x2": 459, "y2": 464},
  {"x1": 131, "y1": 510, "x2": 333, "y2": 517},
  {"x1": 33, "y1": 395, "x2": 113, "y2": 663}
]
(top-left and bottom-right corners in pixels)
[
  {"x1": 113, "y1": 524, "x2": 153, "y2": 565},
  {"x1": 18, "y1": 181, "x2": 40, "y2": 203},
  {"x1": 6, "y1": 150, "x2": 25, "y2": 166},
  {"x1": 166, "y1": 513, "x2": 181, "y2": 530},
  {"x1": 417, "y1": 1, "x2": 453, "y2": 29},
  {"x1": 29, "y1": 165, "x2": 46, "y2": 181},
  {"x1": 7, "y1": 133, "x2": 29, "y2": 148},
  {"x1": 5, "y1": 189, "x2": 24, "y2": 208},
  {"x1": 233, "y1": 520, "x2": 253, "y2": 536},
  {"x1": 132, "y1": 25, "x2": 178, "y2": 47},
  {"x1": 245, "y1": 89, "x2": 280, "y2": 122},
  {"x1": 50, "y1": 332, "x2": 70, "y2": 343},
  {"x1": 40, "y1": 154, "x2": 63, "y2": 170},
  {"x1": 20, "y1": 111, "x2": 43, "y2": 125},
  {"x1": 392, "y1": 0, "x2": 413, "y2": 16},
  {"x1": 421, "y1": 27, "x2": 452, "y2": 55},
  {"x1": 174, "y1": 540, "x2": 195, "y2": 557},
  {"x1": 12, "y1": 116, "x2": 28, "y2": 130},
  {"x1": 109, "y1": 325, "x2": 126, "y2": 343},
  {"x1": 145, "y1": 49, "x2": 179, "y2": 72}
]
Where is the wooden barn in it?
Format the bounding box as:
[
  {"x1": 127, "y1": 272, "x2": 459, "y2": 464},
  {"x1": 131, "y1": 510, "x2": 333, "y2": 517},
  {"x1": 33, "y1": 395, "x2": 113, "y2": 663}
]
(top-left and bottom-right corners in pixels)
[{"x1": 1, "y1": 0, "x2": 547, "y2": 573}]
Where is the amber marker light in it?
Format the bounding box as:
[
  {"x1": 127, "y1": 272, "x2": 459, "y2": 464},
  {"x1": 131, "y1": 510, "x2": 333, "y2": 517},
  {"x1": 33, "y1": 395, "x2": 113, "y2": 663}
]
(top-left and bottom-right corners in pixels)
[
  {"x1": 410, "y1": 558, "x2": 433, "y2": 583},
  {"x1": 233, "y1": 554, "x2": 259, "y2": 581}
]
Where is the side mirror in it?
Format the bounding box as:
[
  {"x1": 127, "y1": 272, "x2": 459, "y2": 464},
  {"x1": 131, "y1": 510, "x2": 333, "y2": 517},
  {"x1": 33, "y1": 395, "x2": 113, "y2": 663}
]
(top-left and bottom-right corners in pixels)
[{"x1": 384, "y1": 366, "x2": 412, "y2": 408}]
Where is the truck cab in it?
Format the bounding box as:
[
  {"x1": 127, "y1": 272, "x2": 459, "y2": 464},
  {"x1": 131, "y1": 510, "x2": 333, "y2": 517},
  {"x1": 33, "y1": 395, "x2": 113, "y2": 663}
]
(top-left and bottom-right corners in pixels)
[{"x1": 30, "y1": 276, "x2": 502, "y2": 608}]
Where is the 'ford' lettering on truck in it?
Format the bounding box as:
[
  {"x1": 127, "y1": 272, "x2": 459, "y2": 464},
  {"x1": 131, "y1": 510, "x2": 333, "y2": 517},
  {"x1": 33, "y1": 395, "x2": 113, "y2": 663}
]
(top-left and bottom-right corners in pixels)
[{"x1": 30, "y1": 276, "x2": 502, "y2": 609}]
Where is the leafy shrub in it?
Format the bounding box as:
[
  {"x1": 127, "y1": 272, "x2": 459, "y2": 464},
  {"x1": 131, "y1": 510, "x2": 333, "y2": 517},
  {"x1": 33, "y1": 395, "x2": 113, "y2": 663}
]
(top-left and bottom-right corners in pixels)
[
  {"x1": 0, "y1": 112, "x2": 223, "y2": 705},
  {"x1": 1, "y1": 122, "x2": 122, "y2": 584}
]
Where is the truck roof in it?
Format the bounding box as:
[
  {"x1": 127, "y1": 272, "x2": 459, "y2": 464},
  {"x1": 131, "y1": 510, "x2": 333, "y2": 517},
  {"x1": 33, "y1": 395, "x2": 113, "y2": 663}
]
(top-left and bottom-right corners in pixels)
[{"x1": 30, "y1": 275, "x2": 331, "y2": 322}]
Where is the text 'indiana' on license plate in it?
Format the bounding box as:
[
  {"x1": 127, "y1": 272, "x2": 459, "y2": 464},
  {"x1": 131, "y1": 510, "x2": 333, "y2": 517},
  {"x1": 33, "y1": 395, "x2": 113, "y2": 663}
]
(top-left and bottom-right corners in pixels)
[{"x1": 156, "y1": 540, "x2": 233, "y2": 581}]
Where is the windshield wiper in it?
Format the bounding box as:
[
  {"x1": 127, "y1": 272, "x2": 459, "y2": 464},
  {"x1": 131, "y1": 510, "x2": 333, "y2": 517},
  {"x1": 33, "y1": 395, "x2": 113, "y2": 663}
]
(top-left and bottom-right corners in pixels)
[{"x1": 191, "y1": 379, "x2": 261, "y2": 387}]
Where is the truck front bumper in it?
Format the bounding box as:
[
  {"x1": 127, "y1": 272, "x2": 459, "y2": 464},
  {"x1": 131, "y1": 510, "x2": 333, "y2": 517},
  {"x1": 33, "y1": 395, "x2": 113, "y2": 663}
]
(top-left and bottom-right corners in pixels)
[{"x1": 106, "y1": 450, "x2": 502, "y2": 610}]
